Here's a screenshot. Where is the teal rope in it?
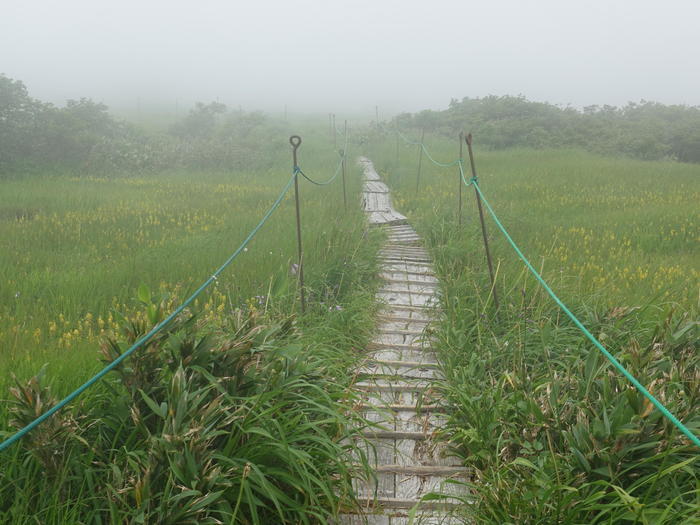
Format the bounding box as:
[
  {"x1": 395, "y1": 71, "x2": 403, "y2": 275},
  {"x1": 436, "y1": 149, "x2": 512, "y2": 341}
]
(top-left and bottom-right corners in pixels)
[
  {"x1": 296, "y1": 153, "x2": 345, "y2": 186},
  {"x1": 397, "y1": 129, "x2": 460, "y2": 168},
  {"x1": 458, "y1": 160, "x2": 477, "y2": 187},
  {"x1": 397, "y1": 129, "x2": 421, "y2": 146},
  {"x1": 0, "y1": 173, "x2": 297, "y2": 453},
  {"x1": 421, "y1": 145, "x2": 460, "y2": 168},
  {"x1": 472, "y1": 181, "x2": 700, "y2": 448},
  {"x1": 296, "y1": 132, "x2": 349, "y2": 186}
]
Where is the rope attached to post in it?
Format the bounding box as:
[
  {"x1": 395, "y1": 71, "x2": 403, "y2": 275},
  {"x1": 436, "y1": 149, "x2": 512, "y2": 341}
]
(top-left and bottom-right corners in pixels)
[
  {"x1": 397, "y1": 129, "x2": 461, "y2": 168},
  {"x1": 295, "y1": 130, "x2": 349, "y2": 186},
  {"x1": 0, "y1": 173, "x2": 297, "y2": 453},
  {"x1": 393, "y1": 125, "x2": 699, "y2": 447},
  {"x1": 472, "y1": 180, "x2": 700, "y2": 448}
]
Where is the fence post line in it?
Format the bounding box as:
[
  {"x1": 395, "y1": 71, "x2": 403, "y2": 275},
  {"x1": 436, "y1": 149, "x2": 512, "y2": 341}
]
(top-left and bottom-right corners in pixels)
[
  {"x1": 332, "y1": 114, "x2": 337, "y2": 148},
  {"x1": 415, "y1": 128, "x2": 425, "y2": 194},
  {"x1": 395, "y1": 126, "x2": 400, "y2": 166},
  {"x1": 340, "y1": 148, "x2": 347, "y2": 211},
  {"x1": 289, "y1": 135, "x2": 306, "y2": 313},
  {"x1": 466, "y1": 133, "x2": 500, "y2": 312},
  {"x1": 341, "y1": 120, "x2": 348, "y2": 211},
  {"x1": 458, "y1": 131, "x2": 464, "y2": 226}
]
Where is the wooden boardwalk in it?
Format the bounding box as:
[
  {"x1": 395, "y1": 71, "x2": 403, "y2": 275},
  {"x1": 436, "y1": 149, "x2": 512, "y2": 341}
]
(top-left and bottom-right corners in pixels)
[{"x1": 341, "y1": 159, "x2": 467, "y2": 524}]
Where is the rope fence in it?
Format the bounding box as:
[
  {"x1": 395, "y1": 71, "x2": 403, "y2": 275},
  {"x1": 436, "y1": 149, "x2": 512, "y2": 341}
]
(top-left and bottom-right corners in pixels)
[
  {"x1": 294, "y1": 129, "x2": 349, "y2": 186},
  {"x1": 393, "y1": 127, "x2": 700, "y2": 448},
  {"x1": 473, "y1": 181, "x2": 700, "y2": 448},
  {"x1": 4, "y1": 124, "x2": 696, "y2": 453},
  {"x1": 0, "y1": 131, "x2": 350, "y2": 453}
]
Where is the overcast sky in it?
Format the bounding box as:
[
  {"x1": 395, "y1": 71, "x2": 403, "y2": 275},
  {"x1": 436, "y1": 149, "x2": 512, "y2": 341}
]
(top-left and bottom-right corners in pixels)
[{"x1": 2, "y1": 0, "x2": 699, "y2": 115}]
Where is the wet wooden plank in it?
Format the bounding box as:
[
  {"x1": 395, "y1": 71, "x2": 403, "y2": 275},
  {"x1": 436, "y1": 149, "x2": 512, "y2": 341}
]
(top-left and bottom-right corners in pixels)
[{"x1": 348, "y1": 157, "x2": 467, "y2": 525}]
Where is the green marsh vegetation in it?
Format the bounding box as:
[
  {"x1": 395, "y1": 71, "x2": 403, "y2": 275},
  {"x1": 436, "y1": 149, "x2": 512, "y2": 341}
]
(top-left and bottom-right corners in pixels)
[
  {"x1": 366, "y1": 129, "x2": 699, "y2": 523},
  {"x1": 1, "y1": 76, "x2": 380, "y2": 522},
  {"x1": 3, "y1": 71, "x2": 699, "y2": 521}
]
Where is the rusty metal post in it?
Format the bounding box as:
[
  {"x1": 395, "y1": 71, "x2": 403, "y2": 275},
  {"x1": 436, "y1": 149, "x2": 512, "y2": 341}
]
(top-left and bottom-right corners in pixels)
[
  {"x1": 466, "y1": 133, "x2": 499, "y2": 312},
  {"x1": 395, "y1": 127, "x2": 400, "y2": 166},
  {"x1": 289, "y1": 135, "x2": 306, "y2": 313},
  {"x1": 415, "y1": 128, "x2": 425, "y2": 194},
  {"x1": 340, "y1": 148, "x2": 347, "y2": 212},
  {"x1": 332, "y1": 114, "x2": 337, "y2": 148},
  {"x1": 341, "y1": 120, "x2": 348, "y2": 211},
  {"x1": 458, "y1": 131, "x2": 464, "y2": 226}
]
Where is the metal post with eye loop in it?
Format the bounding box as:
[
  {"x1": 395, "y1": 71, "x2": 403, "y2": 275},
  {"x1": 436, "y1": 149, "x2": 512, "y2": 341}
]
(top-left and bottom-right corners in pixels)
[
  {"x1": 342, "y1": 120, "x2": 348, "y2": 211},
  {"x1": 415, "y1": 128, "x2": 425, "y2": 194},
  {"x1": 458, "y1": 131, "x2": 464, "y2": 226},
  {"x1": 339, "y1": 146, "x2": 347, "y2": 212},
  {"x1": 289, "y1": 135, "x2": 306, "y2": 313}
]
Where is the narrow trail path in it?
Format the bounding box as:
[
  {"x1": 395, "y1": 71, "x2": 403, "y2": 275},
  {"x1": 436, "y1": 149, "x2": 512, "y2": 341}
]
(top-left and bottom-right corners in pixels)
[{"x1": 342, "y1": 159, "x2": 467, "y2": 524}]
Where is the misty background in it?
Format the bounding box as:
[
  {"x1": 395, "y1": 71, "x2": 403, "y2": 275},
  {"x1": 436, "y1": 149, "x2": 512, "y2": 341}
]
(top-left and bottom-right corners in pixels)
[{"x1": 2, "y1": 0, "x2": 700, "y2": 115}]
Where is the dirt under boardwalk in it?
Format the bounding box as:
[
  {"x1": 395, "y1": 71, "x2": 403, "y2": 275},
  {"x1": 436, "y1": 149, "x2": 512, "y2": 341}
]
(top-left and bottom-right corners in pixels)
[{"x1": 341, "y1": 159, "x2": 468, "y2": 524}]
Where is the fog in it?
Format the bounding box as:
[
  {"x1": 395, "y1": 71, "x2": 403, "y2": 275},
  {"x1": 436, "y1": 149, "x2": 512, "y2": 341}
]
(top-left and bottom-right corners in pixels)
[{"x1": 2, "y1": 0, "x2": 699, "y2": 115}]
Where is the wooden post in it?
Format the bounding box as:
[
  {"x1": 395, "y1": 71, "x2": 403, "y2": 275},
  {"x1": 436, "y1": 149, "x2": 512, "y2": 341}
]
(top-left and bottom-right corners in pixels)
[
  {"x1": 466, "y1": 133, "x2": 499, "y2": 312},
  {"x1": 415, "y1": 128, "x2": 425, "y2": 194},
  {"x1": 332, "y1": 114, "x2": 337, "y2": 148},
  {"x1": 458, "y1": 131, "x2": 464, "y2": 226},
  {"x1": 289, "y1": 136, "x2": 306, "y2": 313},
  {"x1": 341, "y1": 120, "x2": 348, "y2": 211},
  {"x1": 395, "y1": 128, "x2": 400, "y2": 166}
]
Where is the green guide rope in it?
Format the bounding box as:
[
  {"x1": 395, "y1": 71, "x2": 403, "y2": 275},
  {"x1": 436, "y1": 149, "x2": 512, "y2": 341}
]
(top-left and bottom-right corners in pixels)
[
  {"x1": 395, "y1": 125, "x2": 698, "y2": 447},
  {"x1": 296, "y1": 133, "x2": 349, "y2": 186},
  {"x1": 472, "y1": 180, "x2": 700, "y2": 448},
  {"x1": 296, "y1": 151, "x2": 346, "y2": 186},
  {"x1": 1, "y1": 127, "x2": 352, "y2": 452},
  {"x1": 3, "y1": 126, "x2": 696, "y2": 452},
  {"x1": 0, "y1": 173, "x2": 297, "y2": 452},
  {"x1": 397, "y1": 129, "x2": 460, "y2": 168}
]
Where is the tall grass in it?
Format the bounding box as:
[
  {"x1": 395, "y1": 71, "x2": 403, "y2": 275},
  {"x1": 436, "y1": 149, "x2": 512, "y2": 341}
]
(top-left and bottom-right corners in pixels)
[
  {"x1": 1, "y1": 285, "x2": 379, "y2": 523},
  {"x1": 1, "y1": 121, "x2": 381, "y2": 522},
  {"x1": 365, "y1": 132, "x2": 699, "y2": 522},
  {"x1": 0, "y1": 125, "x2": 359, "y2": 394}
]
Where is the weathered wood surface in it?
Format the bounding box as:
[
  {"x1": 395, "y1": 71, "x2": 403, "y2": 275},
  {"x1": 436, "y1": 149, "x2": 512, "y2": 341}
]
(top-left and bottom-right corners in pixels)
[
  {"x1": 359, "y1": 158, "x2": 408, "y2": 227},
  {"x1": 342, "y1": 159, "x2": 467, "y2": 524}
]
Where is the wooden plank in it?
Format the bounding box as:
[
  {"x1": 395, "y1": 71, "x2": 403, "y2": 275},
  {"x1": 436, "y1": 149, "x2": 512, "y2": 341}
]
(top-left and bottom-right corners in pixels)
[
  {"x1": 367, "y1": 342, "x2": 434, "y2": 351},
  {"x1": 376, "y1": 465, "x2": 469, "y2": 475},
  {"x1": 361, "y1": 431, "x2": 431, "y2": 440},
  {"x1": 358, "y1": 404, "x2": 446, "y2": 412},
  {"x1": 366, "y1": 348, "x2": 438, "y2": 365},
  {"x1": 379, "y1": 266, "x2": 436, "y2": 276},
  {"x1": 355, "y1": 157, "x2": 467, "y2": 524},
  {"x1": 367, "y1": 359, "x2": 438, "y2": 369},
  {"x1": 379, "y1": 256, "x2": 433, "y2": 263},
  {"x1": 355, "y1": 382, "x2": 434, "y2": 392},
  {"x1": 378, "y1": 288, "x2": 439, "y2": 297},
  {"x1": 380, "y1": 277, "x2": 438, "y2": 287},
  {"x1": 376, "y1": 328, "x2": 430, "y2": 337},
  {"x1": 364, "y1": 364, "x2": 434, "y2": 377},
  {"x1": 376, "y1": 315, "x2": 432, "y2": 324}
]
